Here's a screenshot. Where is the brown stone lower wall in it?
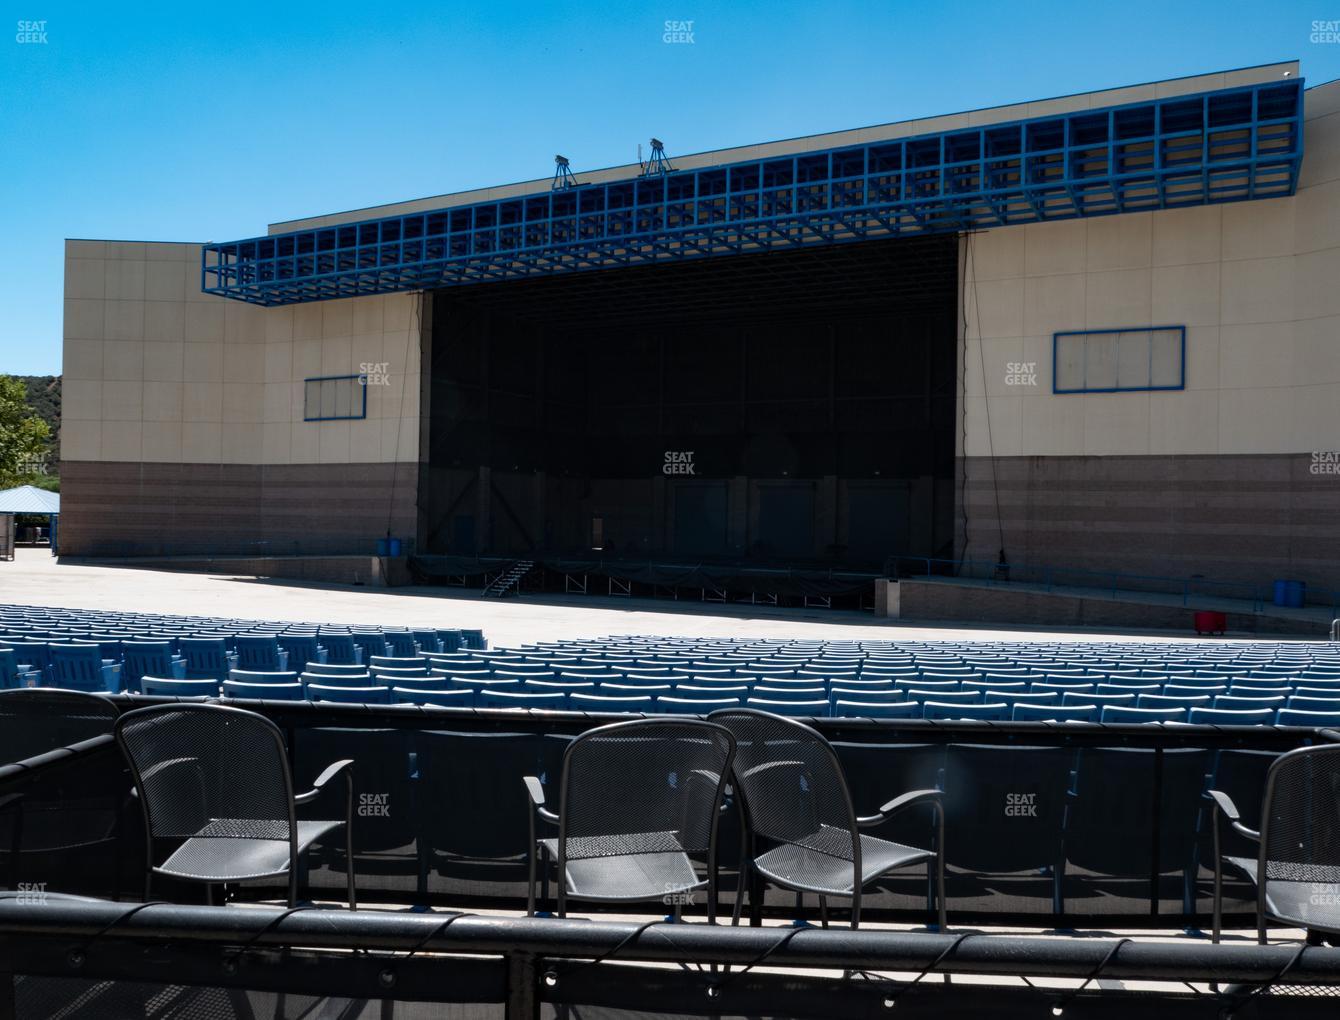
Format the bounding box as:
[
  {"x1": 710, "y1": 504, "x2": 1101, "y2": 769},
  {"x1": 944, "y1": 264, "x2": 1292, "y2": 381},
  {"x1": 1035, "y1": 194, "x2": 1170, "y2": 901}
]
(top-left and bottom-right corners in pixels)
[
  {"x1": 59, "y1": 461, "x2": 418, "y2": 558},
  {"x1": 959, "y1": 454, "x2": 1340, "y2": 592},
  {"x1": 898, "y1": 579, "x2": 1333, "y2": 636}
]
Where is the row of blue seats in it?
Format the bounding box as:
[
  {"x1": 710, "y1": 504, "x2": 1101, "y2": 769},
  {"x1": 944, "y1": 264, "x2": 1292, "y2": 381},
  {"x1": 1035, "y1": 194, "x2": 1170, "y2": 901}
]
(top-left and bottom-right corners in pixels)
[{"x1": 123, "y1": 673, "x2": 1340, "y2": 726}]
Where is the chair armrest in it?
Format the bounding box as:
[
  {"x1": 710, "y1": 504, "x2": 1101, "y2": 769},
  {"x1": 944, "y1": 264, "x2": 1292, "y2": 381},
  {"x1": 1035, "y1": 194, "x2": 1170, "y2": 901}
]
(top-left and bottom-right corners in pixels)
[
  {"x1": 0, "y1": 792, "x2": 23, "y2": 812},
  {"x1": 295, "y1": 759, "x2": 354, "y2": 805},
  {"x1": 1207, "y1": 788, "x2": 1259, "y2": 841},
  {"x1": 857, "y1": 788, "x2": 941, "y2": 828},
  {"x1": 524, "y1": 775, "x2": 558, "y2": 824}
]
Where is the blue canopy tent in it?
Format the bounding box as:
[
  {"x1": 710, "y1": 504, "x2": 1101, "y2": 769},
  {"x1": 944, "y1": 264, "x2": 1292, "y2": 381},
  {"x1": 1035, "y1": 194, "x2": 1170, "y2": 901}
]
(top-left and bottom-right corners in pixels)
[{"x1": 0, "y1": 485, "x2": 59, "y2": 557}]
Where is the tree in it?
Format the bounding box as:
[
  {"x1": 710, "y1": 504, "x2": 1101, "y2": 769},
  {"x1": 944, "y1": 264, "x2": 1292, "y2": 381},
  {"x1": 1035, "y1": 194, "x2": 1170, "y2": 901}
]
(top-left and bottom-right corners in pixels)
[{"x1": 0, "y1": 375, "x2": 50, "y2": 487}]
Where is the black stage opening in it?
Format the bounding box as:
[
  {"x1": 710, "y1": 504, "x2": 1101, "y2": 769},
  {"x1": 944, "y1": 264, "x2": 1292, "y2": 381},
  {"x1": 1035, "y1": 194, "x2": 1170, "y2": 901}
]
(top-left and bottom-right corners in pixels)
[{"x1": 424, "y1": 235, "x2": 959, "y2": 575}]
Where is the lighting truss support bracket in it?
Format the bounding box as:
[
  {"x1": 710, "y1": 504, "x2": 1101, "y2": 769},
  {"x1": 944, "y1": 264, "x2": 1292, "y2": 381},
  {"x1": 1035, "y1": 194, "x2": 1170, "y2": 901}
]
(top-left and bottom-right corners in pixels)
[
  {"x1": 640, "y1": 138, "x2": 674, "y2": 177},
  {"x1": 552, "y1": 155, "x2": 579, "y2": 190}
]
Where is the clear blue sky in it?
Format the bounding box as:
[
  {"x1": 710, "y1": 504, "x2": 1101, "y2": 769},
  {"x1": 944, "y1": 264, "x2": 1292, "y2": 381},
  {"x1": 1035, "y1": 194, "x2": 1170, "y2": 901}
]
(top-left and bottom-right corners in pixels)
[{"x1": 1, "y1": 0, "x2": 1335, "y2": 374}]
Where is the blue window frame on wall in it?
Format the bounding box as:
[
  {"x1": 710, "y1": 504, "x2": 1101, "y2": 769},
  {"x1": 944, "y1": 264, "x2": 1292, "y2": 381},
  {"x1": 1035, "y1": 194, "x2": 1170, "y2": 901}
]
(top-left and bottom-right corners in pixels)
[
  {"x1": 1053, "y1": 326, "x2": 1186, "y2": 394},
  {"x1": 304, "y1": 374, "x2": 368, "y2": 421}
]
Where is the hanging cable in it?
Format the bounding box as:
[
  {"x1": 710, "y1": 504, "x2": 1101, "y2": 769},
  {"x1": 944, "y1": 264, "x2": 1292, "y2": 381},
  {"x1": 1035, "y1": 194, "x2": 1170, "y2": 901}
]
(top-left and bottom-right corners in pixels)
[
  {"x1": 962, "y1": 232, "x2": 1005, "y2": 570},
  {"x1": 383, "y1": 292, "x2": 423, "y2": 546}
]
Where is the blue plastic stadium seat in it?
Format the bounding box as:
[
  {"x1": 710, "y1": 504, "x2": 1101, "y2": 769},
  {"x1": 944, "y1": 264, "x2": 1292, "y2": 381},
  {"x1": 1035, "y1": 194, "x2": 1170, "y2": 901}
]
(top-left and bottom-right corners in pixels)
[
  {"x1": 477, "y1": 689, "x2": 565, "y2": 710},
  {"x1": 1276, "y1": 707, "x2": 1340, "y2": 727},
  {"x1": 461, "y1": 629, "x2": 487, "y2": 650},
  {"x1": 141, "y1": 676, "x2": 221, "y2": 698},
  {"x1": 277, "y1": 634, "x2": 327, "y2": 672},
  {"x1": 906, "y1": 688, "x2": 980, "y2": 704},
  {"x1": 1100, "y1": 705, "x2": 1188, "y2": 723},
  {"x1": 120, "y1": 640, "x2": 186, "y2": 693},
  {"x1": 744, "y1": 697, "x2": 828, "y2": 717},
  {"x1": 307, "y1": 683, "x2": 392, "y2": 705},
  {"x1": 922, "y1": 701, "x2": 1009, "y2": 721},
  {"x1": 567, "y1": 693, "x2": 657, "y2": 713},
  {"x1": 1012, "y1": 703, "x2": 1096, "y2": 722},
  {"x1": 751, "y1": 685, "x2": 827, "y2": 701},
  {"x1": 230, "y1": 669, "x2": 300, "y2": 684},
  {"x1": 319, "y1": 633, "x2": 364, "y2": 666},
  {"x1": 300, "y1": 672, "x2": 375, "y2": 689},
  {"x1": 832, "y1": 699, "x2": 919, "y2": 719},
  {"x1": 220, "y1": 679, "x2": 304, "y2": 701},
  {"x1": 179, "y1": 637, "x2": 239, "y2": 681},
  {"x1": 384, "y1": 632, "x2": 419, "y2": 658},
  {"x1": 657, "y1": 695, "x2": 742, "y2": 715},
  {"x1": 49, "y1": 643, "x2": 122, "y2": 693},
  {"x1": 392, "y1": 687, "x2": 471, "y2": 708},
  {"x1": 234, "y1": 634, "x2": 290, "y2": 673},
  {"x1": 1137, "y1": 693, "x2": 1212, "y2": 709},
  {"x1": 0, "y1": 648, "x2": 42, "y2": 689},
  {"x1": 302, "y1": 662, "x2": 372, "y2": 676},
  {"x1": 1187, "y1": 707, "x2": 1274, "y2": 725}
]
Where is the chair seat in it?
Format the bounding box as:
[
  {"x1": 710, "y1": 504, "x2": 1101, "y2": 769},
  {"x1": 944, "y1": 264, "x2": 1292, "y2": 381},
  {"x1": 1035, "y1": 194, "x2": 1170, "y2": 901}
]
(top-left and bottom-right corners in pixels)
[
  {"x1": 157, "y1": 819, "x2": 343, "y2": 883},
  {"x1": 754, "y1": 826, "x2": 934, "y2": 897},
  {"x1": 540, "y1": 833, "x2": 705, "y2": 901},
  {"x1": 1225, "y1": 856, "x2": 1340, "y2": 933}
]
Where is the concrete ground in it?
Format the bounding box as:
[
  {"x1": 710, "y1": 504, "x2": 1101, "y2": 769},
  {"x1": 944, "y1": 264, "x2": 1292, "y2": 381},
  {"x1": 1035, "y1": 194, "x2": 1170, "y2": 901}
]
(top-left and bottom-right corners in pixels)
[{"x1": 3, "y1": 549, "x2": 1286, "y2": 646}]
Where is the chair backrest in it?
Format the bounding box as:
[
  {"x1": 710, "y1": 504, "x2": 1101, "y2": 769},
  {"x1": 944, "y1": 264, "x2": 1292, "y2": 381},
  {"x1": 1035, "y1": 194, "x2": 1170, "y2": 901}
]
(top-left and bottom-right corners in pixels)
[
  {"x1": 0, "y1": 688, "x2": 119, "y2": 765},
  {"x1": 833, "y1": 699, "x2": 919, "y2": 719},
  {"x1": 1187, "y1": 707, "x2": 1274, "y2": 725},
  {"x1": 115, "y1": 703, "x2": 295, "y2": 845},
  {"x1": 1276, "y1": 708, "x2": 1340, "y2": 727},
  {"x1": 382, "y1": 632, "x2": 417, "y2": 658},
  {"x1": 141, "y1": 676, "x2": 220, "y2": 698},
  {"x1": 308, "y1": 683, "x2": 391, "y2": 705},
  {"x1": 1012, "y1": 703, "x2": 1096, "y2": 722},
  {"x1": 121, "y1": 640, "x2": 176, "y2": 692},
  {"x1": 556, "y1": 718, "x2": 735, "y2": 866},
  {"x1": 220, "y1": 680, "x2": 304, "y2": 701},
  {"x1": 179, "y1": 637, "x2": 232, "y2": 680},
  {"x1": 235, "y1": 634, "x2": 285, "y2": 671},
  {"x1": 302, "y1": 662, "x2": 368, "y2": 676},
  {"x1": 48, "y1": 644, "x2": 108, "y2": 690},
  {"x1": 1255, "y1": 745, "x2": 1340, "y2": 923},
  {"x1": 392, "y1": 687, "x2": 472, "y2": 707},
  {"x1": 276, "y1": 634, "x2": 324, "y2": 672},
  {"x1": 319, "y1": 633, "x2": 362, "y2": 665},
  {"x1": 656, "y1": 696, "x2": 741, "y2": 715},
  {"x1": 708, "y1": 709, "x2": 859, "y2": 869}
]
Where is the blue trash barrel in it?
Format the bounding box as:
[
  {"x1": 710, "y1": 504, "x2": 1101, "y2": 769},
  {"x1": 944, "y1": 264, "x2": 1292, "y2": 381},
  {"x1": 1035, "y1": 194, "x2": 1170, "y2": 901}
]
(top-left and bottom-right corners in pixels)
[
  {"x1": 389, "y1": 537, "x2": 402, "y2": 557},
  {"x1": 376, "y1": 538, "x2": 389, "y2": 557},
  {"x1": 1273, "y1": 580, "x2": 1306, "y2": 608}
]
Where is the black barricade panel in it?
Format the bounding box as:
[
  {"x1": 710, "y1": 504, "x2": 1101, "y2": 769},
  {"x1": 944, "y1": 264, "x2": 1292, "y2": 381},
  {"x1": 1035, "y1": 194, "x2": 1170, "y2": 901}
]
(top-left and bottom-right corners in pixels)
[
  {"x1": 0, "y1": 741, "x2": 138, "y2": 899},
  {"x1": 415, "y1": 729, "x2": 574, "y2": 900},
  {"x1": 1192, "y1": 748, "x2": 1277, "y2": 915},
  {"x1": 830, "y1": 741, "x2": 945, "y2": 915},
  {"x1": 941, "y1": 744, "x2": 1075, "y2": 917},
  {"x1": 293, "y1": 728, "x2": 421, "y2": 895}
]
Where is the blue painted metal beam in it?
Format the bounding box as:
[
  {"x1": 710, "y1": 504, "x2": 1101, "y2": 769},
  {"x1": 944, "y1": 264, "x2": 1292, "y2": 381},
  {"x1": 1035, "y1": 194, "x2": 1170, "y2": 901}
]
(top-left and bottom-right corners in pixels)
[{"x1": 202, "y1": 79, "x2": 1304, "y2": 305}]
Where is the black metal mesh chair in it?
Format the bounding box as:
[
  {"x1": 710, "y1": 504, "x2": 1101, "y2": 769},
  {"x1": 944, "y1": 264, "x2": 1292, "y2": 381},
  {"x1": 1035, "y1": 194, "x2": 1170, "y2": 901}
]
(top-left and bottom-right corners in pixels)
[
  {"x1": 0, "y1": 688, "x2": 119, "y2": 765},
  {"x1": 114, "y1": 703, "x2": 356, "y2": 908},
  {"x1": 1210, "y1": 744, "x2": 1340, "y2": 944},
  {"x1": 525, "y1": 718, "x2": 735, "y2": 920},
  {"x1": 710, "y1": 709, "x2": 945, "y2": 930}
]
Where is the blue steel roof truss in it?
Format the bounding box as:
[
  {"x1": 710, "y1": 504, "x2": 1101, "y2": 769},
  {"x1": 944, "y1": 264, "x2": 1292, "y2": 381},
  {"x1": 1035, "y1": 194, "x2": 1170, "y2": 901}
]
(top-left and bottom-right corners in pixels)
[{"x1": 203, "y1": 79, "x2": 1304, "y2": 305}]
